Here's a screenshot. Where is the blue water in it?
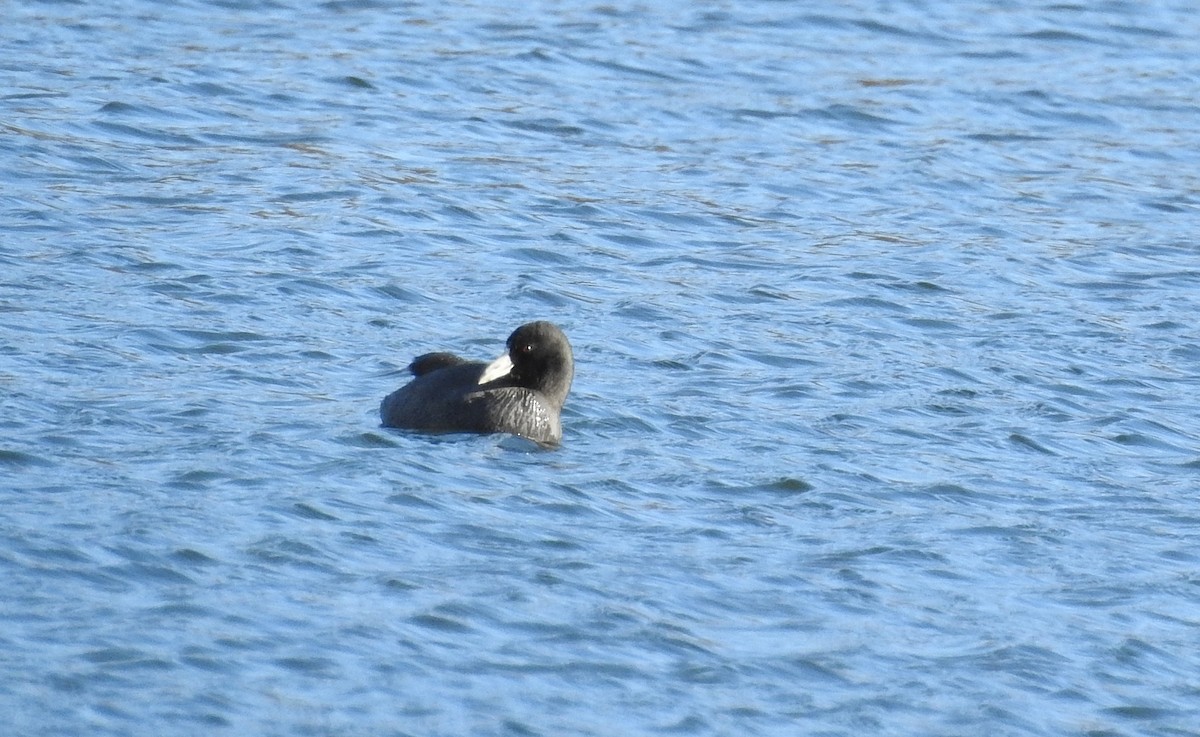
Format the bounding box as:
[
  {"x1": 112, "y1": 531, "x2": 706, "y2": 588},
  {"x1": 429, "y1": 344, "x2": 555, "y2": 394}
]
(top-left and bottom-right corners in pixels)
[{"x1": 3, "y1": 1, "x2": 1200, "y2": 735}]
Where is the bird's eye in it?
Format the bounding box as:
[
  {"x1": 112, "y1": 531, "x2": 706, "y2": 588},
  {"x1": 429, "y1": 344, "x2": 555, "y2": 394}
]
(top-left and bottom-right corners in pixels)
[{"x1": 520, "y1": 343, "x2": 533, "y2": 354}]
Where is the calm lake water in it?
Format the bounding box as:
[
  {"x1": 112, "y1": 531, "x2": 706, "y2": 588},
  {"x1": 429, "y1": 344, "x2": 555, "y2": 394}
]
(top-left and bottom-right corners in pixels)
[{"x1": 3, "y1": 1, "x2": 1199, "y2": 735}]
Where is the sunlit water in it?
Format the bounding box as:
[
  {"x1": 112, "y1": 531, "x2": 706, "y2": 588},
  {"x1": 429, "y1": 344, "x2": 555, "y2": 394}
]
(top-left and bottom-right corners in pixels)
[{"x1": 3, "y1": 1, "x2": 1199, "y2": 735}]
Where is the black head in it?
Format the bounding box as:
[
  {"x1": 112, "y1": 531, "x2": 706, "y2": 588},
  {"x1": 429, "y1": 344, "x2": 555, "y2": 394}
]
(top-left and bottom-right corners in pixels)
[{"x1": 503, "y1": 321, "x2": 574, "y2": 407}]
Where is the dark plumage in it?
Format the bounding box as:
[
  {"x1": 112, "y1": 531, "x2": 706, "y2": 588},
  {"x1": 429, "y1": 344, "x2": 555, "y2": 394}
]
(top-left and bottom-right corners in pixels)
[{"x1": 380, "y1": 321, "x2": 573, "y2": 446}]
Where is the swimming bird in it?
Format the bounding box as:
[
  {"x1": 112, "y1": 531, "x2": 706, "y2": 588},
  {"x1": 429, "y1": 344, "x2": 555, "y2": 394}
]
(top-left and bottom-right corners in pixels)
[{"x1": 380, "y1": 321, "x2": 573, "y2": 446}]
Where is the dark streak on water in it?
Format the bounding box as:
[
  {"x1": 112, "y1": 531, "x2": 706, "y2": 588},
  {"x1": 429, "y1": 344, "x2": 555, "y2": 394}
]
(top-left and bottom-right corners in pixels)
[{"x1": 3, "y1": 1, "x2": 1200, "y2": 736}]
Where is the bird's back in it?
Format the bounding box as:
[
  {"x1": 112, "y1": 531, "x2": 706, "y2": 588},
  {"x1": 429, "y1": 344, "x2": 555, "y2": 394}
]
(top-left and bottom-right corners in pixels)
[{"x1": 380, "y1": 363, "x2": 561, "y2": 444}]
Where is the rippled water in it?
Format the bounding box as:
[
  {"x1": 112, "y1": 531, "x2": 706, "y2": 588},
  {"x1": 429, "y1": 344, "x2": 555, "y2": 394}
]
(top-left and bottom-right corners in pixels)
[{"x1": 4, "y1": 1, "x2": 1200, "y2": 735}]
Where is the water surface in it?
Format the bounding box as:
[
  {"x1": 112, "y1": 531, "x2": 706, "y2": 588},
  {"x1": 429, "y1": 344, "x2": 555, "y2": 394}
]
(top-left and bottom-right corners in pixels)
[{"x1": 3, "y1": 1, "x2": 1199, "y2": 735}]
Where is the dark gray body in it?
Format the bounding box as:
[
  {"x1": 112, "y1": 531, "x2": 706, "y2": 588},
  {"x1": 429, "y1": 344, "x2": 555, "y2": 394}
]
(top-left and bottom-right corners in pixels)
[{"x1": 380, "y1": 360, "x2": 562, "y2": 445}]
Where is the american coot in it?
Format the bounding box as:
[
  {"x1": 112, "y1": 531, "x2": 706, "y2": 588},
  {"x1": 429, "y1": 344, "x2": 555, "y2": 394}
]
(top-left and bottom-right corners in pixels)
[{"x1": 380, "y1": 321, "x2": 573, "y2": 446}]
